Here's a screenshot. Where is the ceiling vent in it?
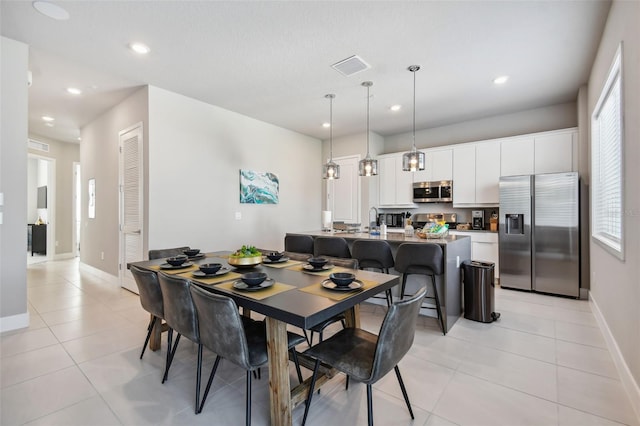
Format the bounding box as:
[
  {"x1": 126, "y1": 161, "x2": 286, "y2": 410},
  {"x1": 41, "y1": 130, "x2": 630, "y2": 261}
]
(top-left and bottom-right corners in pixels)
[
  {"x1": 28, "y1": 138, "x2": 50, "y2": 152},
  {"x1": 331, "y1": 55, "x2": 371, "y2": 77}
]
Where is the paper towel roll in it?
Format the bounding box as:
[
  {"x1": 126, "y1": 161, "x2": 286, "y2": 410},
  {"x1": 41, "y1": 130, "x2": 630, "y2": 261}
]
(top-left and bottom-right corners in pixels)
[{"x1": 321, "y1": 211, "x2": 332, "y2": 230}]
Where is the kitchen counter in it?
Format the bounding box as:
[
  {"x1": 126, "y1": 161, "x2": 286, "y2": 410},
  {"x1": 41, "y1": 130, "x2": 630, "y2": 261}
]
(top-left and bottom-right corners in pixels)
[{"x1": 287, "y1": 230, "x2": 471, "y2": 333}]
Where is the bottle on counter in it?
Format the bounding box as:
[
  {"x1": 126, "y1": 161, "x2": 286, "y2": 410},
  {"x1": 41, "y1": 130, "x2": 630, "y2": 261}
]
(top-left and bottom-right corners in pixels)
[
  {"x1": 404, "y1": 218, "x2": 414, "y2": 237},
  {"x1": 380, "y1": 222, "x2": 387, "y2": 236}
]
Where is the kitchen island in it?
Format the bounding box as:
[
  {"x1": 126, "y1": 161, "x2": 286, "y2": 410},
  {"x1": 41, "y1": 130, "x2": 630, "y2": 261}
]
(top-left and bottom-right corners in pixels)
[{"x1": 287, "y1": 230, "x2": 471, "y2": 333}]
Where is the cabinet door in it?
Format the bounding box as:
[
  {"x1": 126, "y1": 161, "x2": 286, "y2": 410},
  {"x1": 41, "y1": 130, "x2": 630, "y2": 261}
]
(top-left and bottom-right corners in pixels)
[
  {"x1": 475, "y1": 141, "x2": 501, "y2": 204},
  {"x1": 395, "y1": 155, "x2": 415, "y2": 205},
  {"x1": 501, "y1": 137, "x2": 534, "y2": 176},
  {"x1": 471, "y1": 241, "x2": 500, "y2": 278},
  {"x1": 431, "y1": 149, "x2": 453, "y2": 181},
  {"x1": 412, "y1": 151, "x2": 432, "y2": 182},
  {"x1": 534, "y1": 132, "x2": 573, "y2": 174},
  {"x1": 378, "y1": 156, "x2": 397, "y2": 206},
  {"x1": 453, "y1": 146, "x2": 476, "y2": 204}
]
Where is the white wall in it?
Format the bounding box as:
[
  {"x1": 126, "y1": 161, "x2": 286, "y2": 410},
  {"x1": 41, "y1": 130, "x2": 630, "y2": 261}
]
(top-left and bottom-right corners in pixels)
[
  {"x1": 27, "y1": 158, "x2": 38, "y2": 223},
  {"x1": 587, "y1": 0, "x2": 640, "y2": 409},
  {"x1": 0, "y1": 37, "x2": 29, "y2": 331},
  {"x1": 147, "y1": 86, "x2": 321, "y2": 253}
]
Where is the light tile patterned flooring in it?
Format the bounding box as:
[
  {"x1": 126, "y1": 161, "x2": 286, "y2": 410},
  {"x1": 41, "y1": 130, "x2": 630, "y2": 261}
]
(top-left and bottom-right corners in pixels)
[{"x1": 1, "y1": 258, "x2": 638, "y2": 425}]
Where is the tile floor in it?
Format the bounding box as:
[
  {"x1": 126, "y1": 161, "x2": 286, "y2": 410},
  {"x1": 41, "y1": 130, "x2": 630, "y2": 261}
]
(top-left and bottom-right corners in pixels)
[{"x1": 1, "y1": 258, "x2": 638, "y2": 426}]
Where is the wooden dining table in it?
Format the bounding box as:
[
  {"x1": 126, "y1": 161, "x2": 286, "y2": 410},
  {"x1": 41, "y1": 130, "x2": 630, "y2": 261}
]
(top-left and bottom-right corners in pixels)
[{"x1": 128, "y1": 251, "x2": 400, "y2": 426}]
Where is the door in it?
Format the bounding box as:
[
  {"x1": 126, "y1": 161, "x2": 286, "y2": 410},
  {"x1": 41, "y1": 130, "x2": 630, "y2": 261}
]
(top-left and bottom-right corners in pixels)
[
  {"x1": 119, "y1": 123, "x2": 144, "y2": 293},
  {"x1": 327, "y1": 155, "x2": 360, "y2": 224}
]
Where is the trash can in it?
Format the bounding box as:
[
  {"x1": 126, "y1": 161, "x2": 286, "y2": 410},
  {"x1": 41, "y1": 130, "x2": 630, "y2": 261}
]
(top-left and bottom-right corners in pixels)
[{"x1": 462, "y1": 260, "x2": 500, "y2": 323}]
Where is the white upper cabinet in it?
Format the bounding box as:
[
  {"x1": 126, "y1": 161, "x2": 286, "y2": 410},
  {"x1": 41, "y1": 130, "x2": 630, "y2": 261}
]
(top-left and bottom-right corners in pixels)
[
  {"x1": 534, "y1": 131, "x2": 575, "y2": 174},
  {"x1": 378, "y1": 153, "x2": 415, "y2": 207},
  {"x1": 453, "y1": 145, "x2": 476, "y2": 205},
  {"x1": 413, "y1": 148, "x2": 453, "y2": 182},
  {"x1": 501, "y1": 136, "x2": 534, "y2": 176},
  {"x1": 453, "y1": 142, "x2": 500, "y2": 206}
]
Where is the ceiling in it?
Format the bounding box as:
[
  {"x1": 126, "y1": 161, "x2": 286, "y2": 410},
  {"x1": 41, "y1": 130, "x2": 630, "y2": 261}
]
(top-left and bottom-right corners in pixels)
[{"x1": 1, "y1": 1, "x2": 611, "y2": 145}]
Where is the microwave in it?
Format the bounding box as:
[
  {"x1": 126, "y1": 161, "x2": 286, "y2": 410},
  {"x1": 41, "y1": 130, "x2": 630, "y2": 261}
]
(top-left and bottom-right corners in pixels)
[{"x1": 413, "y1": 180, "x2": 453, "y2": 203}]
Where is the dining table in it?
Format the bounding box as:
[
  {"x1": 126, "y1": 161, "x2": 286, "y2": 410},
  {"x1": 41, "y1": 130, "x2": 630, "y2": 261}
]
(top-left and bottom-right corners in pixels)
[{"x1": 128, "y1": 251, "x2": 400, "y2": 426}]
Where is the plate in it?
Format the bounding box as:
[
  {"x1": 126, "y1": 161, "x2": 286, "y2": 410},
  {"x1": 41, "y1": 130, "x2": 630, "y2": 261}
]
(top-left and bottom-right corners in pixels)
[
  {"x1": 232, "y1": 278, "x2": 275, "y2": 291},
  {"x1": 188, "y1": 253, "x2": 206, "y2": 260},
  {"x1": 303, "y1": 264, "x2": 334, "y2": 272},
  {"x1": 160, "y1": 262, "x2": 194, "y2": 270},
  {"x1": 192, "y1": 267, "x2": 230, "y2": 277},
  {"x1": 262, "y1": 256, "x2": 290, "y2": 264},
  {"x1": 321, "y1": 279, "x2": 363, "y2": 291}
]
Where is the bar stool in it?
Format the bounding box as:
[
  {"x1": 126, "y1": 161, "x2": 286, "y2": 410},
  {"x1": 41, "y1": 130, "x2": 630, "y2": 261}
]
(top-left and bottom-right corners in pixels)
[
  {"x1": 284, "y1": 234, "x2": 314, "y2": 261},
  {"x1": 394, "y1": 243, "x2": 446, "y2": 335},
  {"x1": 313, "y1": 236, "x2": 351, "y2": 258},
  {"x1": 351, "y1": 239, "x2": 394, "y2": 307}
]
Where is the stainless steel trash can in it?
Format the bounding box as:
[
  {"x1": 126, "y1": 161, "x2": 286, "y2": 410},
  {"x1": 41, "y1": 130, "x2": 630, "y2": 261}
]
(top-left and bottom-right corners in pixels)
[{"x1": 462, "y1": 260, "x2": 500, "y2": 323}]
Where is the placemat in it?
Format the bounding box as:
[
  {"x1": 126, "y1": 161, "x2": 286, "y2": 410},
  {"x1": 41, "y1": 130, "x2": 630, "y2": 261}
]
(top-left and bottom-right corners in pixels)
[
  {"x1": 150, "y1": 264, "x2": 200, "y2": 275},
  {"x1": 180, "y1": 271, "x2": 241, "y2": 285},
  {"x1": 298, "y1": 278, "x2": 380, "y2": 301},
  {"x1": 215, "y1": 281, "x2": 296, "y2": 300},
  {"x1": 286, "y1": 264, "x2": 352, "y2": 276},
  {"x1": 261, "y1": 259, "x2": 304, "y2": 269}
]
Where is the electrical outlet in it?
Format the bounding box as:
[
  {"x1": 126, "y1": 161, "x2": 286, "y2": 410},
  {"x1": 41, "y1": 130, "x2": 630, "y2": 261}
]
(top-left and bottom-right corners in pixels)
[
  {"x1": 101, "y1": 251, "x2": 105, "y2": 260},
  {"x1": 55, "y1": 240, "x2": 59, "y2": 247}
]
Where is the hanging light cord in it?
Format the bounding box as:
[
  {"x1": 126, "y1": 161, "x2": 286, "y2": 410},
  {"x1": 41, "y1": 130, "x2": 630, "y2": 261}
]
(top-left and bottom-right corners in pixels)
[
  {"x1": 366, "y1": 84, "x2": 371, "y2": 157},
  {"x1": 412, "y1": 66, "x2": 417, "y2": 152},
  {"x1": 329, "y1": 94, "x2": 334, "y2": 161}
]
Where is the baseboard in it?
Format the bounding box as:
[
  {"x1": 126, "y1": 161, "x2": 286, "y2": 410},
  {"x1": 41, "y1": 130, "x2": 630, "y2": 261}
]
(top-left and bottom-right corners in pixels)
[
  {"x1": 0, "y1": 312, "x2": 30, "y2": 333},
  {"x1": 79, "y1": 262, "x2": 119, "y2": 286},
  {"x1": 590, "y1": 293, "x2": 640, "y2": 423},
  {"x1": 53, "y1": 252, "x2": 75, "y2": 260}
]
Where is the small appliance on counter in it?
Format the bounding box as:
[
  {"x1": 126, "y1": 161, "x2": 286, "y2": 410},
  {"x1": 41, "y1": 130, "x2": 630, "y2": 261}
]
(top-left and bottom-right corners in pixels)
[
  {"x1": 378, "y1": 212, "x2": 405, "y2": 229},
  {"x1": 472, "y1": 210, "x2": 485, "y2": 230}
]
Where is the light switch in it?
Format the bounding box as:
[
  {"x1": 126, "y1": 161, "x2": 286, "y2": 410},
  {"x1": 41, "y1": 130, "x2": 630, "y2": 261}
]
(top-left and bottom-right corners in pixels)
[
  {"x1": 0, "y1": 212, "x2": 3, "y2": 224},
  {"x1": 0, "y1": 192, "x2": 4, "y2": 206},
  {"x1": 235, "y1": 212, "x2": 242, "y2": 220}
]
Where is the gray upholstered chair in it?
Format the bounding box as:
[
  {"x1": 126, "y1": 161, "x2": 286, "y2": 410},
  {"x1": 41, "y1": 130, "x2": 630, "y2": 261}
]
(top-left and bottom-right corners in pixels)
[
  {"x1": 351, "y1": 239, "x2": 395, "y2": 307},
  {"x1": 189, "y1": 286, "x2": 305, "y2": 423},
  {"x1": 301, "y1": 285, "x2": 427, "y2": 426},
  {"x1": 395, "y1": 243, "x2": 446, "y2": 335},
  {"x1": 284, "y1": 234, "x2": 314, "y2": 260},
  {"x1": 130, "y1": 265, "x2": 164, "y2": 359},
  {"x1": 148, "y1": 246, "x2": 190, "y2": 260},
  {"x1": 313, "y1": 236, "x2": 351, "y2": 258}
]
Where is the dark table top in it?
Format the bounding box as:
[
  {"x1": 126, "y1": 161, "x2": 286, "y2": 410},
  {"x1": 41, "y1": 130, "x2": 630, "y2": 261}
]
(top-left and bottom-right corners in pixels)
[{"x1": 128, "y1": 252, "x2": 399, "y2": 329}]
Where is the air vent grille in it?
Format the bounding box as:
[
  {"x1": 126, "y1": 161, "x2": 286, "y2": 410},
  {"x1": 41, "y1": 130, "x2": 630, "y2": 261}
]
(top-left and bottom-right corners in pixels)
[
  {"x1": 331, "y1": 55, "x2": 370, "y2": 77},
  {"x1": 28, "y1": 139, "x2": 50, "y2": 152}
]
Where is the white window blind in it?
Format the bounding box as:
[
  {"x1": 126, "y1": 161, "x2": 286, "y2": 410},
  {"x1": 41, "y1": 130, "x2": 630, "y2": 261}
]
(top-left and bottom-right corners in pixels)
[{"x1": 591, "y1": 44, "x2": 624, "y2": 258}]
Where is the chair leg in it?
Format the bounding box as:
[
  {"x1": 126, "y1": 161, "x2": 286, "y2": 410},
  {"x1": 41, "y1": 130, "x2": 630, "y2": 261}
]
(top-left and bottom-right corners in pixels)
[
  {"x1": 140, "y1": 316, "x2": 157, "y2": 359},
  {"x1": 366, "y1": 383, "x2": 374, "y2": 426},
  {"x1": 290, "y1": 349, "x2": 303, "y2": 384},
  {"x1": 346, "y1": 375, "x2": 350, "y2": 390},
  {"x1": 301, "y1": 359, "x2": 321, "y2": 426},
  {"x1": 400, "y1": 273, "x2": 409, "y2": 300},
  {"x1": 303, "y1": 329, "x2": 311, "y2": 346},
  {"x1": 198, "y1": 355, "x2": 221, "y2": 413},
  {"x1": 162, "y1": 331, "x2": 181, "y2": 384},
  {"x1": 385, "y1": 289, "x2": 392, "y2": 307},
  {"x1": 394, "y1": 365, "x2": 415, "y2": 420},
  {"x1": 245, "y1": 370, "x2": 252, "y2": 426},
  {"x1": 194, "y1": 344, "x2": 203, "y2": 414},
  {"x1": 431, "y1": 275, "x2": 446, "y2": 335}
]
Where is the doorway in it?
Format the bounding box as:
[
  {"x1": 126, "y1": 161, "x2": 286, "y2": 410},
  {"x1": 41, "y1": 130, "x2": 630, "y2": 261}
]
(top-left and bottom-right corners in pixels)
[
  {"x1": 27, "y1": 154, "x2": 56, "y2": 263},
  {"x1": 72, "y1": 162, "x2": 81, "y2": 257},
  {"x1": 326, "y1": 155, "x2": 361, "y2": 225}
]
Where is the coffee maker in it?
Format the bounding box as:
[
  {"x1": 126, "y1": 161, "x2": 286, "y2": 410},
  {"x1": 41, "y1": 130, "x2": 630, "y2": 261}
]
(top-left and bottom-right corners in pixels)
[{"x1": 472, "y1": 210, "x2": 485, "y2": 230}]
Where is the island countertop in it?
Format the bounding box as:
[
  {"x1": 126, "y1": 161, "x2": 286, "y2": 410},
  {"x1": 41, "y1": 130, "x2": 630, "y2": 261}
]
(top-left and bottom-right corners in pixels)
[{"x1": 290, "y1": 230, "x2": 470, "y2": 244}]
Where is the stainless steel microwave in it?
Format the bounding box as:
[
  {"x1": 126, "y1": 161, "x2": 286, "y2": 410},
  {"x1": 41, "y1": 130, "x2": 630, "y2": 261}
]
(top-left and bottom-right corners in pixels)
[{"x1": 413, "y1": 180, "x2": 453, "y2": 203}]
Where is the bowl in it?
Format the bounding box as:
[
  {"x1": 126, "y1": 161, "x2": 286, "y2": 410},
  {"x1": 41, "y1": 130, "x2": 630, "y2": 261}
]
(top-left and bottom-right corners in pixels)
[
  {"x1": 166, "y1": 255, "x2": 188, "y2": 266},
  {"x1": 228, "y1": 255, "x2": 263, "y2": 268},
  {"x1": 241, "y1": 272, "x2": 268, "y2": 287},
  {"x1": 183, "y1": 248, "x2": 201, "y2": 257},
  {"x1": 266, "y1": 252, "x2": 284, "y2": 261},
  {"x1": 307, "y1": 257, "x2": 328, "y2": 269},
  {"x1": 330, "y1": 272, "x2": 356, "y2": 287},
  {"x1": 199, "y1": 263, "x2": 222, "y2": 274}
]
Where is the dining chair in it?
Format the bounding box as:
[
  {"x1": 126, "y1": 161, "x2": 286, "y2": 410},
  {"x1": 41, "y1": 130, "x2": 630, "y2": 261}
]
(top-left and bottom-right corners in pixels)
[
  {"x1": 148, "y1": 246, "x2": 191, "y2": 260},
  {"x1": 189, "y1": 285, "x2": 306, "y2": 423},
  {"x1": 351, "y1": 239, "x2": 395, "y2": 307},
  {"x1": 395, "y1": 242, "x2": 446, "y2": 335},
  {"x1": 313, "y1": 236, "x2": 351, "y2": 258},
  {"x1": 301, "y1": 285, "x2": 427, "y2": 426},
  {"x1": 130, "y1": 265, "x2": 164, "y2": 359}
]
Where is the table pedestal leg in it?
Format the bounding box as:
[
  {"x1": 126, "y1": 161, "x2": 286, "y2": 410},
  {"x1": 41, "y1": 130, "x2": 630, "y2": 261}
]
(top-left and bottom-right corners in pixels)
[
  {"x1": 344, "y1": 304, "x2": 360, "y2": 328},
  {"x1": 266, "y1": 317, "x2": 292, "y2": 426},
  {"x1": 149, "y1": 313, "x2": 162, "y2": 351}
]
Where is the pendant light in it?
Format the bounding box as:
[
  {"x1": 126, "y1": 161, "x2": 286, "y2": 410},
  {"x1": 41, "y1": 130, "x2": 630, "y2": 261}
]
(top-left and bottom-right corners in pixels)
[
  {"x1": 322, "y1": 93, "x2": 340, "y2": 179},
  {"x1": 402, "y1": 65, "x2": 426, "y2": 172},
  {"x1": 358, "y1": 81, "x2": 378, "y2": 176}
]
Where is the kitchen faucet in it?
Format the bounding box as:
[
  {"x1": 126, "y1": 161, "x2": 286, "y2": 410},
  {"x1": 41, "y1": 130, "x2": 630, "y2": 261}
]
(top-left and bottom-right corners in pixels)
[{"x1": 369, "y1": 206, "x2": 379, "y2": 230}]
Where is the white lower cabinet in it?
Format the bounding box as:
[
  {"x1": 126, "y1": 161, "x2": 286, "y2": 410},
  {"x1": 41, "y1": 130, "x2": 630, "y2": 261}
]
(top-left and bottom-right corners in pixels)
[{"x1": 450, "y1": 231, "x2": 499, "y2": 278}]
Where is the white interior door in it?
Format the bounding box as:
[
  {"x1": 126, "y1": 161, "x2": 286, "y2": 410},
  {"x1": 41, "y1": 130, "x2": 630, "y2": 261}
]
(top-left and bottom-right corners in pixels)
[
  {"x1": 119, "y1": 123, "x2": 144, "y2": 293},
  {"x1": 327, "y1": 155, "x2": 360, "y2": 224}
]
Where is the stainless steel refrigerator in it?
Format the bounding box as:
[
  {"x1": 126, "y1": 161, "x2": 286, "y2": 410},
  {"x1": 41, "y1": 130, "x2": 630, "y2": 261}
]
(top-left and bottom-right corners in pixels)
[{"x1": 499, "y1": 172, "x2": 580, "y2": 297}]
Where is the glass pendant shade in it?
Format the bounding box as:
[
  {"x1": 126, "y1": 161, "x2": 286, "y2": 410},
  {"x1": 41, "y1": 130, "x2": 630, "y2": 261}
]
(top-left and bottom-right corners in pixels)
[
  {"x1": 322, "y1": 93, "x2": 340, "y2": 180},
  {"x1": 402, "y1": 65, "x2": 425, "y2": 172},
  {"x1": 358, "y1": 81, "x2": 378, "y2": 177}
]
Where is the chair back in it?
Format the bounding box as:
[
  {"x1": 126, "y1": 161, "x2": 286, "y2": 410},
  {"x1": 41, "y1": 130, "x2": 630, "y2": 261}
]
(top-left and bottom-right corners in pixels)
[
  {"x1": 157, "y1": 273, "x2": 199, "y2": 343},
  {"x1": 284, "y1": 234, "x2": 314, "y2": 255},
  {"x1": 149, "y1": 246, "x2": 190, "y2": 260},
  {"x1": 394, "y1": 243, "x2": 444, "y2": 275},
  {"x1": 131, "y1": 266, "x2": 164, "y2": 319},
  {"x1": 352, "y1": 240, "x2": 394, "y2": 270},
  {"x1": 313, "y1": 236, "x2": 351, "y2": 258},
  {"x1": 370, "y1": 286, "x2": 427, "y2": 382},
  {"x1": 190, "y1": 286, "x2": 263, "y2": 370},
  {"x1": 327, "y1": 258, "x2": 359, "y2": 269}
]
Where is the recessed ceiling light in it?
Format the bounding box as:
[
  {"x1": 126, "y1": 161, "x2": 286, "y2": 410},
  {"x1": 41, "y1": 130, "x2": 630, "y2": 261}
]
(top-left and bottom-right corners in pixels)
[
  {"x1": 322, "y1": 122, "x2": 331, "y2": 128},
  {"x1": 45, "y1": 123, "x2": 54, "y2": 127},
  {"x1": 493, "y1": 75, "x2": 509, "y2": 85},
  {"x1": 42, "y1": 116, "x2": 55, "y2": 122},
  {"x1": 129, "y1": 42, "x2": 150, "y2": 55},
  {"x1": 32, "y1": 1, "x2": 69, "y2": 20},
  {"x1": 390, "y1": 105, "x2": 402, "y2": 112},
  {"x1": 66, "y1": 87, "x2": 82, "y2": 95}
]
